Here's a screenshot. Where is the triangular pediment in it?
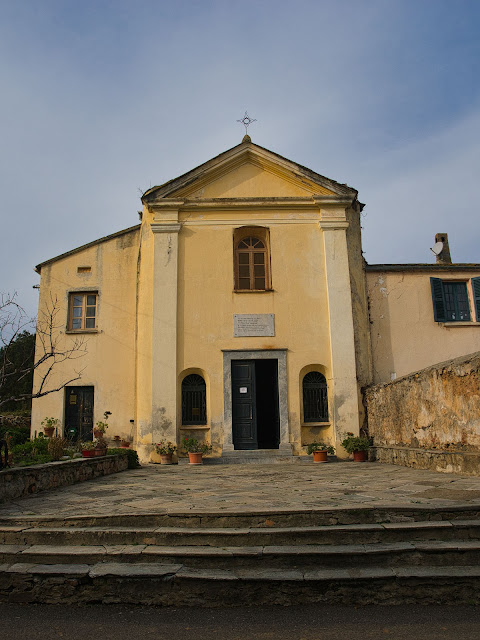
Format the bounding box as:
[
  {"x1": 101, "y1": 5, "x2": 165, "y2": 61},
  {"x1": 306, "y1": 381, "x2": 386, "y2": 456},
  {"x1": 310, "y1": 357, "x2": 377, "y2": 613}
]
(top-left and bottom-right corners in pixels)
[
  {"x1": 184, "y1": 160, "x2": 326, "y2": 198},
  {"x1": 142, "y1": 141, "x2": 356, "y2": 204}
]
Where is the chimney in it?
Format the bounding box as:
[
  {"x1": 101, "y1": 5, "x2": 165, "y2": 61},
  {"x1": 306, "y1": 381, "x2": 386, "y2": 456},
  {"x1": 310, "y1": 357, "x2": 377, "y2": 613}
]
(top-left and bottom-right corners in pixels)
[{"x1": 434, "y1": 233, "x2": 452, "y2": 264}]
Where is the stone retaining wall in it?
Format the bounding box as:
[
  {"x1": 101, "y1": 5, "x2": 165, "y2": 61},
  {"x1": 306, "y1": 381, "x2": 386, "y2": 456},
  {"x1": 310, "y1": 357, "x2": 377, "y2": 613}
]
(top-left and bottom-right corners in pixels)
[
  {"x1": 0, "y1": 414, "x2": 31, "y2": 429},
  {"x1": 365, "y1": 351, "x2": 480, "y2": 475},
  {"x1": 0, "y1": 455, "x2": 128, "y2": 503},
  {"x1": 372, "y1": 445, "x2": 480, "y2": 477}
]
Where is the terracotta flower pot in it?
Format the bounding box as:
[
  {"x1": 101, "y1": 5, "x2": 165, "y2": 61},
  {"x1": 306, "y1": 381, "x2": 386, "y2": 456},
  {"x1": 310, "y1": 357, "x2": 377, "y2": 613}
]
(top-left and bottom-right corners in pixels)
[
  {"x1": 312, "y1": 450, "x2": 328, "y2": 463},
  {"x1": 160, "y1": 453, "x2": 173, "y2": 465},
  {"x1": 82, "y1": 449, "x2": 106, "y2": 458},
  {"x1": 93, "y1": 429, "x2": 103, "y2": 438},
  {"x1": 188, "y1": 452, "x2": 203, "y2": 465},
  {"x1": 121, "y1": 441, "x2": 130, "y2": 449},
  {"x1": 44, "y1": 427, "x2": 55, "y2": 438},
  {"x1": 353, "y1": 450, "x2": 367, "y2": 462}
]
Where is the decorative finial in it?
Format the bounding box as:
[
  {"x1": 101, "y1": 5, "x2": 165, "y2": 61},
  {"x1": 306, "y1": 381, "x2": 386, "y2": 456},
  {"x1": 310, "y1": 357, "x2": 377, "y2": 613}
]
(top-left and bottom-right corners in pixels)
[{"x1": 237, "y1": 111, "x2": 256, "y2": 138}]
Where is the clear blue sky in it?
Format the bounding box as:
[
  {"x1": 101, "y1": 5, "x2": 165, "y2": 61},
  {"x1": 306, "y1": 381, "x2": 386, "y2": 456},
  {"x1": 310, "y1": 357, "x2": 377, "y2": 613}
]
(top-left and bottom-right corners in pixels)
[{"x1": 1, "y1": 0, "x2": 479, "y2": 317}]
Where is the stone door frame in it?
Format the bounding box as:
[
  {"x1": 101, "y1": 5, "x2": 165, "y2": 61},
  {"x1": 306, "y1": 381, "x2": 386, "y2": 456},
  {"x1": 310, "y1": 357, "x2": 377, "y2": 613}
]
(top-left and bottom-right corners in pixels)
[{"x1": 221, "y1": 349, "x2": 291, "y2": 453}]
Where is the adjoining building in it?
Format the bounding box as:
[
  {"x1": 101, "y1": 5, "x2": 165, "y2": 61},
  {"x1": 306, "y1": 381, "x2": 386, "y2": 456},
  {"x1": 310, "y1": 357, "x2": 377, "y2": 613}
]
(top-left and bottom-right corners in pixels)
[{"x1": 31, "y1": 138, "x2": 480, "y2": 461}]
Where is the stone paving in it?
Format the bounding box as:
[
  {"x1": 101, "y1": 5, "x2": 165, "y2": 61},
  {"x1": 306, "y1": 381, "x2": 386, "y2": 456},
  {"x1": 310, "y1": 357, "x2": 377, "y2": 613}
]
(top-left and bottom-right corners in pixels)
[{"x1": 2, "y1": 460, "x2": 480, "y2": 517}]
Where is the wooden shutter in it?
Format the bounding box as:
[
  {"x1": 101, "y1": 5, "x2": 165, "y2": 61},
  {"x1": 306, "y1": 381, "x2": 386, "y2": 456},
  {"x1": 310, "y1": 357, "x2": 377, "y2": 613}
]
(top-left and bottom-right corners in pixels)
[
  {"x1": 430, "y1": 278, "x2": 446, "y2": 322},
  {"x1": 472, "y1": 277, "x2": 480, "y2": 322}
]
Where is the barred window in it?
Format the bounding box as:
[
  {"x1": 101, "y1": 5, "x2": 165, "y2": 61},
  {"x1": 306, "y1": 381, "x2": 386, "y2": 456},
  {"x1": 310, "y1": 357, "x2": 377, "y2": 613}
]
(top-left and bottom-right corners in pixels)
[
  {"x1": 302, "y1": 372, "x2": 328, "y2": 422},
  {"x1": 181, "y1": 374, "x2": 207, "y2": 425}
]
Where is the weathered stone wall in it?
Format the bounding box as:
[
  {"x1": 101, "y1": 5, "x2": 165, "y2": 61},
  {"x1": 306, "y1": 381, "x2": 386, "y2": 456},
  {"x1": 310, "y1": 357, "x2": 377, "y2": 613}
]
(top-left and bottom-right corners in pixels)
[
  {"x1": 0, "y1": 414, "x2": 31, "y2": 429},
  {"x1": 365, "y1": 351, "x2": 480, "y2": 474},
  {"x1": 0, "y1": 455, "x2": 128, "y2": 503}
]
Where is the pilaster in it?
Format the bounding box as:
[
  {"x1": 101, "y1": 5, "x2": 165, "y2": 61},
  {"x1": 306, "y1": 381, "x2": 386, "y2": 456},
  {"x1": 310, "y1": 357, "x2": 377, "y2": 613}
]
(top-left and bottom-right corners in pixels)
[
  {"x1": 151, "y1": 218, "x2": 181, "y2": 443},
  {"x1": 318, "y1": 204, "x2": 361, "y2": 447}
]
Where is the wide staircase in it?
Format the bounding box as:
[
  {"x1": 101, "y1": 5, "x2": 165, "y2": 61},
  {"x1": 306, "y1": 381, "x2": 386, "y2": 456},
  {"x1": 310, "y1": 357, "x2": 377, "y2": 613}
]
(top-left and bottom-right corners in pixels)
[{"x1": 2, "y1": 506, "x2": 480, "y2": 605}]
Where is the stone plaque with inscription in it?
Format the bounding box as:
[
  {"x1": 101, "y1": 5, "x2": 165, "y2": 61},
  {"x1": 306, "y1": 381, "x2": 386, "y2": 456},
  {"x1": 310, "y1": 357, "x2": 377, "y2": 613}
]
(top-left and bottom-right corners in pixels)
[{"x1": 234, "y1": 314, "x2": 275, "y2": 337}]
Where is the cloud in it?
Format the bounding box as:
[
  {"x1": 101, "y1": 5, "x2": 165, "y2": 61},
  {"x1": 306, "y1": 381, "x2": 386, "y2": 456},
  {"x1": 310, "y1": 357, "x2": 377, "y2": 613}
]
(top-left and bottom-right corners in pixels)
[
  {"x1": 360, "y1": 107, "x2": 480, "y2": 264},
  {"x1": 0, "y1": 0, "x2": 479, "y2": 317}
]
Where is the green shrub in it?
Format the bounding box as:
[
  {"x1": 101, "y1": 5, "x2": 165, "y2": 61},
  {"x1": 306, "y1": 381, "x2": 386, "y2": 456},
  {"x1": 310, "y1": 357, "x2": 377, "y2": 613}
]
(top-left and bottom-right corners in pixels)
[
  {"x1": 11, "y1": 437, "x2": 51, "y2": 466},
  {"x1": 16, "y1": 454, "x2": 52, "y2": 467},
  {"x1": 341, "y1": 434, "x2": 371, "y2": 453},
  {"x1": 0, "y1": 424, "x2": 31, "y2": 446},
  {"x1": 107, "y1": 448, "x2": 140, "y2": 469}
]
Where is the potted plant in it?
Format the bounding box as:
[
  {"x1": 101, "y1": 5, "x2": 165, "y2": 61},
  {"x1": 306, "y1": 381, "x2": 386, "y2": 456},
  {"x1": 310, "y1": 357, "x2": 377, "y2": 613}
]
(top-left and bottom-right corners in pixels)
[
  {"x1": 81, "y1": 439, "x2": 107, "y2": 458},
  {"x1": 341, "y1": 432, "x2": 371, "y2": 462},
  {"x1": 121, "y1": 439, "x2": 131, "y2": 449},
  {"x1": 95, "y1": 435, "x2": 107, "y2": 455},
  {"x1": 81, "y1": 441, "x2": 97, "y2": 458},
  {"x1": 306, "y1": 440, "x2": 335, "y2": 463},
  {"x1": 93, "y1": 411, "x2": 110, "y2": 438},
  {"x1": 182, "y1": 436, "x2": 212, "y2": 465},
  {"x1": 155, "y1": 440, "x2": 177, "y2": 465},
  {"x1": 113, "y1": 435, "x2": 121, "y2": 444},
  {"x1": 41, "y1": 417, "x2": 59, "y2": 438},
  {"x1": 93, "y1": 421, "x2": 108, "y2": 439}
]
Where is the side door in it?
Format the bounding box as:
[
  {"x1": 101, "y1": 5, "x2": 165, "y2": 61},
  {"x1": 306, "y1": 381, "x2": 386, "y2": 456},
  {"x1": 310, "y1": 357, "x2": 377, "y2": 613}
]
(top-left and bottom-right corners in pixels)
[
  {"x1": 64, "y1": 386, "x2": 94, "y2": 441},
  {"x1": 231, "y1": 360, "x2": 257, "y2": 450}
]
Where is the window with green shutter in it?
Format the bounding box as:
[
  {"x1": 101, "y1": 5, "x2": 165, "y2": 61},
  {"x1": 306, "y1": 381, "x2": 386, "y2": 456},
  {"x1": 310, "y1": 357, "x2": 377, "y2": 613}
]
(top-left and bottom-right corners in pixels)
[
  {"x1": 430, "y1": 278, "x2": 472, "y2": 322},
  {"x1": 472, "y1": 277, "x2": 480, "y2": 321},
  {"x1": 430, "y1": 278, "x2": 446, "y2": 322}
]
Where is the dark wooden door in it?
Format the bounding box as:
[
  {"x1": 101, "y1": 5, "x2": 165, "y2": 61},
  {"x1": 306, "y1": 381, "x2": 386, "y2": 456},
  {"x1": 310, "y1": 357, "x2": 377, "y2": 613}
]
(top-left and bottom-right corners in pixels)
[
  {"x1": 64, "y1": 386, "x2": 94, "y2": 441},
  {"x1": 232, "y1": 360, "x2": 258, "y2": 450}
]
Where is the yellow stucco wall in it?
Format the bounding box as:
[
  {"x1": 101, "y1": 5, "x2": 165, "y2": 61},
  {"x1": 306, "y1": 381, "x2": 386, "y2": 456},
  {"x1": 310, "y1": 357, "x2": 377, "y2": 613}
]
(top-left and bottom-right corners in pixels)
[
  {"x1": 137, "y1": 152, "x2": 367, "y2": 461},
  {"x1": 367, "y1": 269, "x2": 480, "y2": 383},
  {"x1": 175, "y1": 214, "x2": 333, "y2": 453},
  {"x1": 31, "y1": 228, "x2": 140, "y2": 441}
]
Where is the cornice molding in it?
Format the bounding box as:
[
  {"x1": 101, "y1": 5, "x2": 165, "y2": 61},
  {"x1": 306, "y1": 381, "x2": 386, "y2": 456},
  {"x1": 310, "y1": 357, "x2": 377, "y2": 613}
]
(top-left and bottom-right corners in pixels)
[
  {"x1": 151, "y1": 223, "x2": 182, "y2": 234},
  {"x1": 148, "y1": 200, "x2": 185, "y2": 214},
  {"x1": 313, "y1": 195, "x2": 354, "y2": 206},
  {"x1": 180, "y1": 197, "x2": 317, "y2": 211},
  {"x1": 182, "y1": 219, "x2": 319, "y2": 226},
  {"x1": 318, "y1": 220, "x2": 349, "y2": 230}
]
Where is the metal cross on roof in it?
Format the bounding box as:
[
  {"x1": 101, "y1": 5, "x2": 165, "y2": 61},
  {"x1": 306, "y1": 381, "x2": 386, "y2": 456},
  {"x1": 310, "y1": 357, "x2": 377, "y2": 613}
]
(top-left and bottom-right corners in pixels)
[{"x1": 237, "y1": 111, "x2": 257, "y2": 135}]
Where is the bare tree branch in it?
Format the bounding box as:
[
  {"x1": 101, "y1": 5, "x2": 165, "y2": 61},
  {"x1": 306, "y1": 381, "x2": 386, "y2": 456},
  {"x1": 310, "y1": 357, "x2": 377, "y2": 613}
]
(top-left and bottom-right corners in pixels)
[{"x1": 0, "y1": 292, "x2": 87, "y2": 409}]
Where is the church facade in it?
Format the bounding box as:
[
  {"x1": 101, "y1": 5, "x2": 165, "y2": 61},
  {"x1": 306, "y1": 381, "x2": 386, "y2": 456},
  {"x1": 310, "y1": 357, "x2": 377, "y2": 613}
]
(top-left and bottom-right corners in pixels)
[{"x1": 31, "y1": 138, "x2": 480, "y2": 461}]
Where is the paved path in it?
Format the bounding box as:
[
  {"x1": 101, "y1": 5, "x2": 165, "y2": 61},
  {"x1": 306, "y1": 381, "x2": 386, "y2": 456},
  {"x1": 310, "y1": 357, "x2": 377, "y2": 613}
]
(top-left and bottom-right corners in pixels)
[
  {"x1": 3, "y1": 461, "x2": 480, "y2": 517},
  {"x1": 4, "y1": 603, "x2": 480, "y2": 640}
]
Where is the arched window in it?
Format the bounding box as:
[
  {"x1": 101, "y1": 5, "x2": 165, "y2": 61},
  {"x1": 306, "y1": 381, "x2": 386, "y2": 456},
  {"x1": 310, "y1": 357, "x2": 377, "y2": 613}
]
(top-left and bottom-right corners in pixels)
[
  {"x1": 234, "y1": 228, "x2": 271, "y2": 291},
  {"x1": 302, "y1": 372, "x2": 328, "y2": 422},
  {"x1": 181, "y1": 374, "x2": 207, "y2": 425}
]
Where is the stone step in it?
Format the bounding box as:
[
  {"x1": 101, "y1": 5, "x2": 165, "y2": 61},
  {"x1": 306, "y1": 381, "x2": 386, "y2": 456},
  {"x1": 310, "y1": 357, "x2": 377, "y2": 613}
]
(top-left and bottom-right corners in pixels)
[
  {"x1": 201, "y1": 449, "x2": 305, "y2": 465},
  {"x1": 2, "y1": 540, "x2": 480, "y2": 569},
  {"x1": 2, "y1": 505, "x2": 480, "y2": 529},
  {"x1": 2, "y1": 519, "x2": 480, "y2": 547},
  {"x1": 2, "y1": 561, "x2": 480, "y2": 605}
]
